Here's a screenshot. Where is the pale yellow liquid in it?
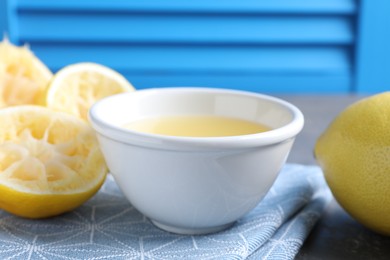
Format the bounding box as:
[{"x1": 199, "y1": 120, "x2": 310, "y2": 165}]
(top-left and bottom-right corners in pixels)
[{"x1": 123, "y1": 115, "x2": 271, "y2": 137}]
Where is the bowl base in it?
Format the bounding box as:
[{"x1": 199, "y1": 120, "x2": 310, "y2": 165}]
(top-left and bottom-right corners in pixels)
[{"x1": 151, "y1": 219, "x2": 235, "y2": 235}]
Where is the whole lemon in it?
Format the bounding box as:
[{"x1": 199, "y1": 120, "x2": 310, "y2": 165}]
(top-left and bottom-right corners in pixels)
[{"x1": 315, "y1": 92, "x2": 390, "y2": 235}]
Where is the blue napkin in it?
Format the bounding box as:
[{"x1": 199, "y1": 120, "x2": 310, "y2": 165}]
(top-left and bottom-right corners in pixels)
[{"x1": 0, "y1": 164, "x2": 331, "y2": 259}]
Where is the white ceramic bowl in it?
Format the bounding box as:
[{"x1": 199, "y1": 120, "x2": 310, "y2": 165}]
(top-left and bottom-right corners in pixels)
[{"x1": 89, "y1": 87, "x2": 304, "y2": 235}]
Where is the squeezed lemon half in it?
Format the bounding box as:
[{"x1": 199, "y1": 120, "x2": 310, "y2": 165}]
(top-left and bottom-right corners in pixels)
[
  {"x1": 45, "y1": 62, "x2": 134, "y2": 120},
  {"x1": 0, "y1": 106, "x2": 107, "y2": 218},
  {"x1": 0, "y1": 39, "x2": 52, "y2": 107}
]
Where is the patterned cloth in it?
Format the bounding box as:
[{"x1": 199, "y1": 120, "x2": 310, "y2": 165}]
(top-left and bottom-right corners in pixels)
[{"x1": 0, "y1": 164, "x2": 331, "y2": 260}]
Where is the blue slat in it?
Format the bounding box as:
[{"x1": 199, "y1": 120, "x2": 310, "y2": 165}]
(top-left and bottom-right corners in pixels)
[
  {"x1": 18, "y1": 13, "x2": 353, "y2": 45},
  {"x1": 29, "y1": 44, "x2": 350, "y2": 75},
  {"x1": 15, "y1": 0, "x2": 356, "y2": 14},
  {"x1": 118, "y1": 74, "x2": 350, "y2": 93}
]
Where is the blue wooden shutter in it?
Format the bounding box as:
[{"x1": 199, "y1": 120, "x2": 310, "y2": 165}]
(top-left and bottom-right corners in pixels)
[{"x1": 7, "y1": 0, "x2": 357, "y2": 93}]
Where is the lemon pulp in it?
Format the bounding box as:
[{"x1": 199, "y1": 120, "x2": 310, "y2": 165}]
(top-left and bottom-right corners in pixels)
[
  {"x1": 0, "y1": 39, "x2": 52, "y2": 107},
  {"x1": 0, "y1": 106, "x2": 107, "y2": 218},
  {"x1": 45, "y1": 62, "x2": 134, "y2": 120}
]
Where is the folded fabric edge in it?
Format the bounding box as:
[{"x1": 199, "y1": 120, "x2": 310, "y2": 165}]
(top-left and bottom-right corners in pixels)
[{"x1": 247, "y1": 185, "x2": 332, "y2": 260}]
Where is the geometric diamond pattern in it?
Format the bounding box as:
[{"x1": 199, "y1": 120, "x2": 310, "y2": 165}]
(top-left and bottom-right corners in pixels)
[{"x1": 0, "y1": 164, "x2": 331, "y2": 260}]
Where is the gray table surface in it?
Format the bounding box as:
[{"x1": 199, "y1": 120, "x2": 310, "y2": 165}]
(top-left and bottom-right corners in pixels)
[{"x1": 276, "y1": 95, "x2": 390, "y2": 260}]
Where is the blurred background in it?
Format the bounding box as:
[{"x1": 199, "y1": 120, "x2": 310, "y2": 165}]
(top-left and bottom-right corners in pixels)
[{"x1": 1, "y1": 0, "x2": 389, "y2": 94}]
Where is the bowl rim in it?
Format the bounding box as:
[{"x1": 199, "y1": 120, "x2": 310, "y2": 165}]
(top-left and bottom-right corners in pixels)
[{"x1": 89, "y1": 87, "x2": 304, "y2": 150}]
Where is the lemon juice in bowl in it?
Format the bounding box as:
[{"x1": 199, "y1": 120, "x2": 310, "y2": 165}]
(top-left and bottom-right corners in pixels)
[{"x1": 123, "y1": 115, "x2": 271, "y2": 137}]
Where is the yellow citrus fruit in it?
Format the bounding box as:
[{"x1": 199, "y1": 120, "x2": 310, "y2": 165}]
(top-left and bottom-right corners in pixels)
[
  {"x1": 44, "y1": 62, "x2": 134, "y2": 120},
  {"x1": 0, "y1": 105, "x2": 107, "y2": 218},
  {"x1": 0, "y1": 38, "x2": 52, "y2": 107},
  {"x1": 315, "y1": 92, "x2": 390, "y2": 235}
]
